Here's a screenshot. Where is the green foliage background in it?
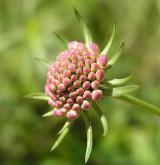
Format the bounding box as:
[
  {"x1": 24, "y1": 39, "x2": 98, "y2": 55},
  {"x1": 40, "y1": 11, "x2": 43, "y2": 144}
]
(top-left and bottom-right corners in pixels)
[{"x1": 0, "y1": 0, "x2": 160, "y2": 164}]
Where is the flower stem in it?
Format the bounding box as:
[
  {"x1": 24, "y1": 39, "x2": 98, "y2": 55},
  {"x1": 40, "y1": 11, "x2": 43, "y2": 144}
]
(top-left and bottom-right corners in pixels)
[{"x1": 118, "y1": 95, "x2": 160, "y2": 115}]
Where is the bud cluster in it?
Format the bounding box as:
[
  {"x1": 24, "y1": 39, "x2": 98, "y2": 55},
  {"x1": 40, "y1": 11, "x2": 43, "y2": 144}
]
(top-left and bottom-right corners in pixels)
[{"x1": 45, "y1": 41, "x2": 107, "y2": 119}]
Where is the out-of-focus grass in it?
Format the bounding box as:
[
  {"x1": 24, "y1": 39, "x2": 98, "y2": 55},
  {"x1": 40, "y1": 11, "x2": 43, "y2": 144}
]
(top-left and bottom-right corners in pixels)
[{"x1": 0, "y1": 0, "x2": 160, "y2": 164}]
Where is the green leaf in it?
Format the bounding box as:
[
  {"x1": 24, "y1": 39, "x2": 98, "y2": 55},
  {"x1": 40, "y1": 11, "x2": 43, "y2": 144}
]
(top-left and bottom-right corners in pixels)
[
  {"x1": 50, "y1": 121, "x2": 74, "y2": 151},
  {"x1": 101, "y1": 22, "x2": 116, "y2": 55},
  {"x1": 119, "y1": 95, "x2": 160, "y2": 115},
  {"x1": 107, "y1": 74, "x2": 133, "y2": 86},
  {"x1": 53, "y1": 32, "x2": 68, "y2": 46},
  {"x1": 74, "y1": 8, "x2": 92, "y2": 47},
  {"x1": 58, "y1": 120, "x2": 72, "y2": 135},
  {"x1": 24, "y1": 92, "x2": 49, "y2": 101},
  {"x1": 92, "y1": 101, "x2": 108, "y2": 136},
  {"x1": 35, "y1": 57, "x2": 50, "y2": 66},
  {"x1": 112, "y1": 85, "x2": 139, "y2": 97},
  {"x1": 107, "y1": 41, "x2": 124, "y2": 69},
  {"x1": 42, "y1": 111, "x2": 53, "y2": 117},
  {"x1": 82, "y1": 111, "x2": 93, "y2": 163}
]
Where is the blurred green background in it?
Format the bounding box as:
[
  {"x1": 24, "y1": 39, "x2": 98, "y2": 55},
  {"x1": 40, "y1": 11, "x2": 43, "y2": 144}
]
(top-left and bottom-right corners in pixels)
[{"x1": 0, "y1": 0, "x2": 160, "y2": 164}]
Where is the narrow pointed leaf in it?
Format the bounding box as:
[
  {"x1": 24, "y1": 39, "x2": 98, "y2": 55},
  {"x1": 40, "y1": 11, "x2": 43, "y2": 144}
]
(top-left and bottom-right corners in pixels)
[
  {"x1": 24, "y1": 93, "x2": 49, "y2": 101},
  {"x1": 58, "y1": 120, "x2": 72, "y2": 135},
  {"x1": 101, "y1": 22, "x2": 116, "y2": 55},
  {"x1": 107, "y1": 41, "x2": 124, "y2": 69},
  {"x1": 35, "y1": 57, "x2": 50, "y2": 66},
  {"x1": 108, "y1": 74, "x2": 133, "y2": 86},
  {"x1": 92, "y1": 101, "x2": 108, "y2": 136},
  {"x1": 82, "y1": 111, "x2": 93, "y2": 163},
  {"x1": 74, "y1": 8, "x2": 92, "y2": 47},
  {"x1": 112, "y1": 85, "x2": 139, "y2": 97},
  {"x1": 50, "y1": 121, "x2": 73, "y2": 151},
  {"x1": 119, "y1": 94, "x2": 160, "y2": 115},
  {"x1": 42, "y1": 111, "x2": 53, "y2": 117},
  {"x1": 53, "y1": 32, "x2": 68, "y2": 46}
]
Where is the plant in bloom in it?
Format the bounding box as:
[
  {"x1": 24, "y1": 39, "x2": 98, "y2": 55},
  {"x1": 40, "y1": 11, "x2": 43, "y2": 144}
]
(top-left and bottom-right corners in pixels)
[{"x1": 26, "y1": 8, "x2": 160, "y2": 163}]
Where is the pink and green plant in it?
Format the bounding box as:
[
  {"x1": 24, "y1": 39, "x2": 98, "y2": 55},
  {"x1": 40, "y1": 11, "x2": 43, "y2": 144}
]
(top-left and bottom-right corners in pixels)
[{"x1": 26, "y1": 8, "x2": 160, "y2": 163}]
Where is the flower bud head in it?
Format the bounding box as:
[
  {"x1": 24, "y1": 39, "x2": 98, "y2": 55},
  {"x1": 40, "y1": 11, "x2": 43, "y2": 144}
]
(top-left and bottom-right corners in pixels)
[{"x1": 45, "y1": 41, "x2": 106, "y2": 119}]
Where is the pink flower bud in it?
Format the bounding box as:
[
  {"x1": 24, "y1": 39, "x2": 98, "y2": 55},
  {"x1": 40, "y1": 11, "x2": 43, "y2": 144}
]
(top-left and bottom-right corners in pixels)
[
  {"x1": 76, "y1": 68, "x2": 82, "y2": 75},
  {"x1": 71, "y1": 74, "x2": 78, "y2": 81},
  {"x1": 96, "y1": 69, "x2": 105, "y2": 81},
  {"x1": 60, "y1": 108, "x2": 67, "y2": 113},
  {"x1": 72, "y1": 104, "x2": 80, "y2": 111},
  {"x1": 53, "y1": 79, "x2": 59, "y2": 86},
  {"x1": 91, "y1": 80, "x2": 100, "y2": 89},
  {"x1": 64, "y1": 103, "x2": 71, "y2": 110},
  {"x1": 56, "y1": 90, "x2": 62, "y2": 95},
  {"x1": 79, "y1": 75, "x2": 87, "y2": 82},
  {"x1": 83, "y1": 81, "x2": 90, "y2": 89},
  {"x1": 55, "y1": 101, "x2": 62, "y2": 107},
  {"x1": 53, "y1": 109, "x2": 63, "y2": 117},
  {"x1": 68, "y1": 64, "x2": 76, "y2": 72},
  {"x1": 89, "y1": 43, "x2": 99, "y2": 55},
  {"x1": 59, "y1": 96, "x2": 66, "y2": 103},
  {"x1": 76, "y1": 87, "x2": 84, "y2": 95},
  {"x1": 85, "y1": 59, "x2": 92, "y2": 66},
  {"x1": 48, "y1": 84, "x2": 56, "y2": 91},
  {"x1": 67, "y1": 86, "x2": 74, "y2": 92},
  {"x1": 83, "y1": 67, "x2": 90, "y2": 74},
  {"x1": 48, "y1": 98, "x2": 54, "y2": 106},
  {"x1": 83, "y1": 90, "x2": 91, "y2": 99},
  {"x1": 73, "y1": 80, "x2": 81, "y2": 88},
  {"x1": 67, "y1": 110, "x2": 78, "y2": 120},
  {"x1": 63, "y1": 70, "x2": 71, "y2": 77},
  {"x1": 67, "y1": 98, "x2": 74, "y2": 104},
  {"x1": 81, "y1": 100, "x2": 90, "y2": 110},
  {"x1": 89, "y1": 43, "x2": 99, "y2": 51},
  {"x1": 97, "y1": 55, "x2": 107, "y2": 66},
  {"x1": 76, "y1": 96, "x2": 84, "y2": 104},
  {"x1": 78, "y1": 61, "x2": 84, "y2": 67},
  {"x1": 68, "y1": 41, "x2": 79, "y2": 49},
  {"x1": 58, "y1": 83, "x2": 65, "y2": 92},
  {"x1": 62, "y1": 78, "x2": 71, "y2": 86},
  {"x1": 91, "y1": 63, "x2": 99, "y2": 71},
  {"x1": 69, "y1": 92, "x2": 77, "y2": 99},
  {"x1": 88, "y1": 72, "x2": 96, "y2": 80},
  {"x1": 92, "y1": 90, "x2": 102, "y2": 100}
]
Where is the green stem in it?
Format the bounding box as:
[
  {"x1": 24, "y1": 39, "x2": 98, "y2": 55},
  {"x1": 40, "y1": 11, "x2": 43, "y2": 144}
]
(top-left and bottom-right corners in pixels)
[{"x1": 118, "y1": 95, "x2": 160, "y2": 115}]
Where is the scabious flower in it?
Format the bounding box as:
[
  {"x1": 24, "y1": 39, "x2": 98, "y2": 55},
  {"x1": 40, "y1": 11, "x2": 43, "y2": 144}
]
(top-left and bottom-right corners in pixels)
[
  {"x1": 45, "y1": 41, "x2": 106, "y2": 120},
  {"x1": 26, "y1": 8, "x2": 160, "y2": 164}
]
